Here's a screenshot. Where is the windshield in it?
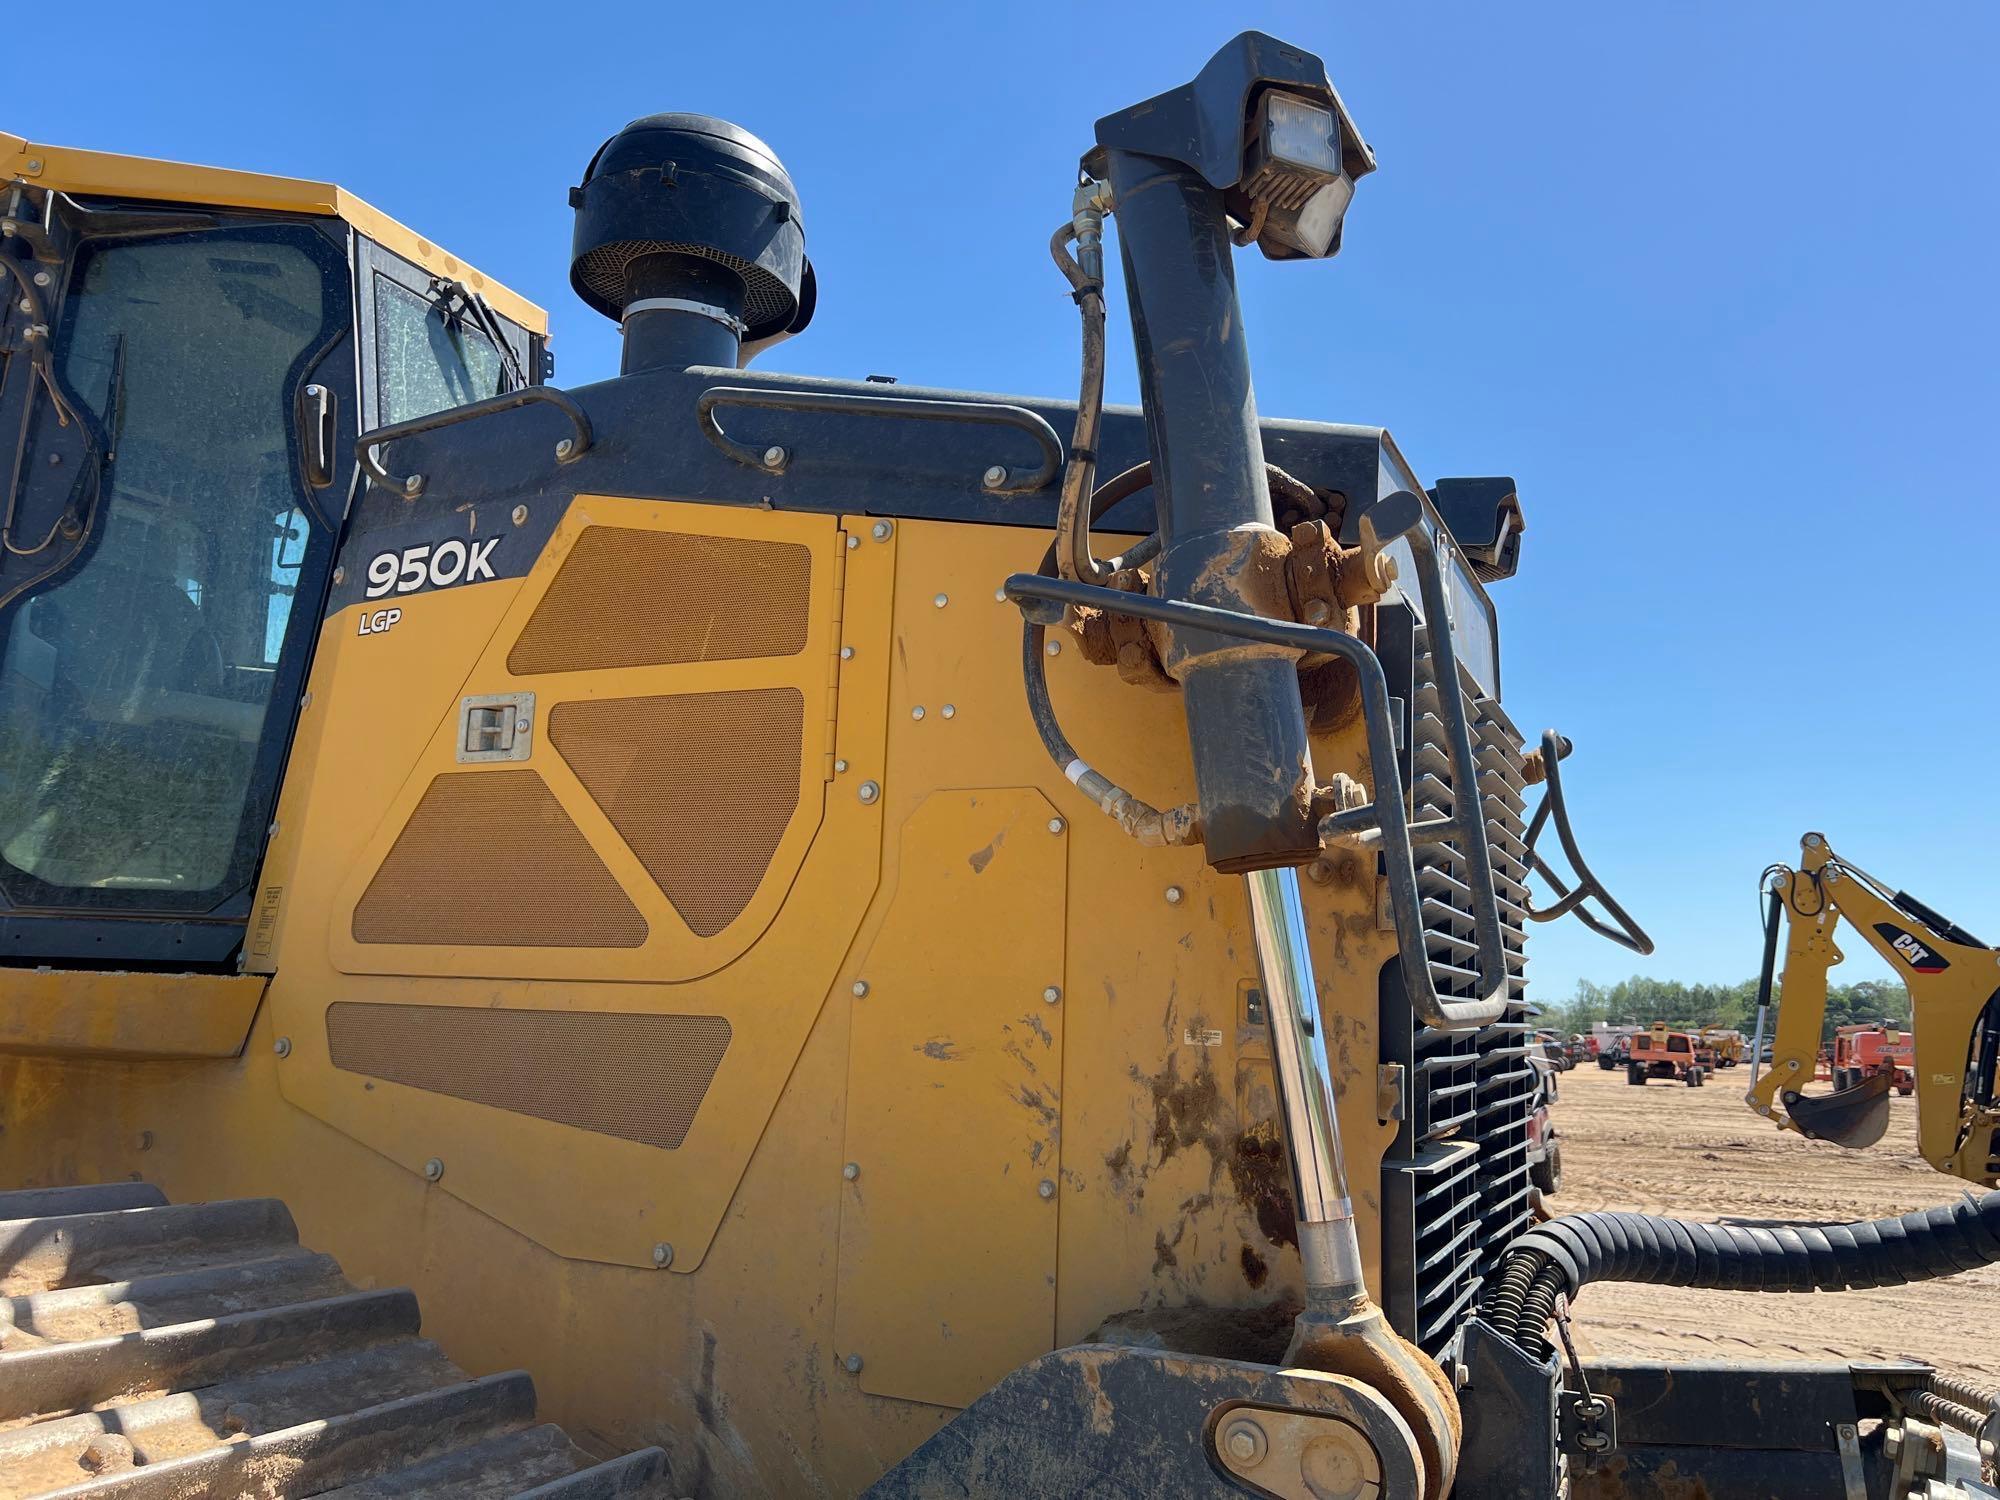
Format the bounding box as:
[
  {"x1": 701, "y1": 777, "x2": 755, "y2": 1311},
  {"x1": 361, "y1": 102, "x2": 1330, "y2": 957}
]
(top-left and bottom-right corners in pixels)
[{"x1": 0, "y1": 224, "x2": 341, "y2": 911}]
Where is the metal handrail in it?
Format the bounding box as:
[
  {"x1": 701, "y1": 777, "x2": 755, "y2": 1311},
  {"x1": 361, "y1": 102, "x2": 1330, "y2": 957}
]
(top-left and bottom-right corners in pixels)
[
  {"x1": 695, "y1": 385, "x2": 1063, "y2": 494},
  {"x1": 1522, "y1": 728, "x2": 1654, "y2": 954},
  {"x1": 359, "y1": 386, "x2": 593, "y2": 498},
  {"x1": 1003, "y1": 568, "x2": 1508, "y2": 1031}
]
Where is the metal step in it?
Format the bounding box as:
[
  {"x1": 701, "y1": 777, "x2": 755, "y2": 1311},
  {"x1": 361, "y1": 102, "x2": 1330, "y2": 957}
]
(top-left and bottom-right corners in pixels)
[{"x1": 0, "y1": 1182, "x2": 672, "y2": 1499}]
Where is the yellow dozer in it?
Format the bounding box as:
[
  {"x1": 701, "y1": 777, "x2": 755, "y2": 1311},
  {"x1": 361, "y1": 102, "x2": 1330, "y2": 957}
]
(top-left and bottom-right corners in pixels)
[{"x1": 5, "y1": 32, "x2": 2000, "y2": 1500}]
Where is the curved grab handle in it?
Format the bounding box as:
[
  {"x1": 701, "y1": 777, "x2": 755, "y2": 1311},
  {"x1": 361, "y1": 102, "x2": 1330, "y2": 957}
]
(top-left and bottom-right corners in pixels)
[
  {"x1": 695, "y1": 385, "x2": 1063, "y2": 494},
  {"x1": 1522, "y1": 728, "x2": 1654, "y2": 954},
  {"x1": 1381, "y1": 491, "x2": 1512, "y2": 1004},
  {"x1": 1001, "y1": 569, "x2": 1509, "y2": 1032},
  {"x1": 359, "y1": 386, "x2": 593, "y2": 498}
]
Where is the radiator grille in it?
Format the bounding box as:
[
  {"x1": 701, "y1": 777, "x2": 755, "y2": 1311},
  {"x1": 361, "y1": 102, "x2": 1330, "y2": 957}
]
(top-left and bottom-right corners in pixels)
[
  {"x1": 550, "y1": 689, "x2": 804, "y2": 937},
  {"x1": 1384, "y1": 624, "x2": 1533, "y2": 1359},
  {"x1": 352, "y1": 770, "x2": 647, "y2": 948},
  {"x1": 508, "y1": 527, "x2": 812, "y2": 676},
  {"x1": 326, "y1": 1002, "x2": 729, "y2": 1149}
]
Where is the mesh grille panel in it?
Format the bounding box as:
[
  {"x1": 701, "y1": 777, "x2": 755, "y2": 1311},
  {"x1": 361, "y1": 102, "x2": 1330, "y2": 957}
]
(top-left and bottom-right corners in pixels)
[
  {"x1": 575, "y1": 239, "x2": 795, "y2": 329},
  {"x1": 551, "y1": 689, "x2": 804, "y2": 937},
  {"x1": 1382, "y1": 625, "x2": 1532, "y2": 1359},
  {"x1": 509, "y1": 527, "x2": 812, "y2": 677},
  {"x1": 353, "y1": 770, "x2": 646, "y2": 948},
  {"x1": 326, "y1": 1002, "x2": 728, "y2": 1150}
]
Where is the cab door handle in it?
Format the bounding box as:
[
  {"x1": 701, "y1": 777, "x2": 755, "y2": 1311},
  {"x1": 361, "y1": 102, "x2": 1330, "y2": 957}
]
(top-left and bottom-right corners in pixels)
[{"x1": 298, "y1": 380, "x2": 337, "y2": 487}]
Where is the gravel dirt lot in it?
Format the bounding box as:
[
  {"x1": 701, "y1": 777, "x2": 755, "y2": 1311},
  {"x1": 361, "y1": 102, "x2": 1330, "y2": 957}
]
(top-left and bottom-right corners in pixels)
[{"x1": 1550, "y1": 1060, "x2": 2000, "y2": 1381}]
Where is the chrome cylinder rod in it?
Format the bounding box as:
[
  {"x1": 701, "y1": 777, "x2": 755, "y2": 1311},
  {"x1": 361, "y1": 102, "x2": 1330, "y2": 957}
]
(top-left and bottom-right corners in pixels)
[{"x1": 1245, "y1": 866, "x2": 1367, "y2": 1299}]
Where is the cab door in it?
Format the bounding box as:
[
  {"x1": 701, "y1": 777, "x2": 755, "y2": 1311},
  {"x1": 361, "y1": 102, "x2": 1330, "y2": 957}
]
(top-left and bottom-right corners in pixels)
[{"x1": 0, "y1": 210, "x2": 355, "y2": 965}]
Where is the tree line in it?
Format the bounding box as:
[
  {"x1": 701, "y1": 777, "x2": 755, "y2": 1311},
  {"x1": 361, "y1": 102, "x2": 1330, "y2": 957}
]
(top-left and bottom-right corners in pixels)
[{"x1": 1542, "y1": 975, "x2": 1911, "y2": 1043}]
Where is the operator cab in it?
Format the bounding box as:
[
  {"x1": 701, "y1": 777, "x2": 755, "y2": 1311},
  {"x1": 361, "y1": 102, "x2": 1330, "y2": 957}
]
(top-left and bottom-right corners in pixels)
[{"x1": 0, "y1": 136, "x2": 544, "y2": 966}]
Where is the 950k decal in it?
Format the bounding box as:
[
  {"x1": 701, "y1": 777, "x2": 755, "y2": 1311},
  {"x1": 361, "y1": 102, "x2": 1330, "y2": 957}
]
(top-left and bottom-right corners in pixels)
[{"x1": 365, "y1": 537, "x2": 501, "y2": 598}]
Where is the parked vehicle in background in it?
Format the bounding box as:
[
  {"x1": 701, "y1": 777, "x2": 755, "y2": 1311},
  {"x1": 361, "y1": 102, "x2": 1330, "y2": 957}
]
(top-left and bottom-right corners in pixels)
[
  {"x1": 1700, "y1": 1027, "x2": 1746, "y2": 1067},
  {"x1": 1527, "y1": 1050, "x2": 1563, "y2": 1194},
  {"x1": 1627, "y1": 1023, "x2": 1714, "y2": 1087},
  {"x1": 1832, "y1": 1024, "x2": 1917, "y2": 1096}
]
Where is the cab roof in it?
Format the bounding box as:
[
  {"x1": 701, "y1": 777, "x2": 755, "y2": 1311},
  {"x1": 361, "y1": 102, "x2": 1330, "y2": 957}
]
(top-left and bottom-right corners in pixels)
[{"x1": 0, "y1": 130, "x2": 546, "y2": 334}]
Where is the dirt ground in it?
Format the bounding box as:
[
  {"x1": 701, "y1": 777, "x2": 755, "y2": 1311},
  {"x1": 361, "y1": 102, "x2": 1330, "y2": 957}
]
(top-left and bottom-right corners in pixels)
[{"x1": 1550, "y1": 1060, "x2": 2000, "y2": 1381}]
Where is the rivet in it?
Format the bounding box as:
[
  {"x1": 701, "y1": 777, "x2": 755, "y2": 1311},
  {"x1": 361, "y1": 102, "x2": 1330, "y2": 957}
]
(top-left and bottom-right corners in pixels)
[
  {"x1": 933, "y1": 593, "x2": 949, "y2": 609},
  {"x1": 1047, "y1": 817, "x2": 1066, "y2": 835},
  {"x1": 852, "y1": 981, "x2": 870, "y2": 998},
  {"x1": 1045, "y1": 639, "x2": 1062, "y2": 656},
  {"x1": 1043, "y1": 986, "x2": 1061, "y2": 1004},
  {"x1": 31, "y1": 270, "x2": 51, "y2": 288},
  {"x1": 983, "y1": 464, "x2": 1008, "y2": 488},
  {"x1": 844, "y1": 1353, "x2": 864, "y2": 1374},
  {"x1": 843, "y1": 1162, "x2": 861, "y2": 1181},
  {"x1": 911, "y1": 706, "x2": 925, "y2": 720},
  {"x1": 554, "y1": 438, "x2": 574, "y2": 460},
  {"x1": 424, "y1": 1157, "x2": 445, "y2": 1183},
  {"x1": 652, "y1": 1242, "x2": 674, "y2": 1268},
  {"x1": 511, "y1": 504, "x2": 529, "y2": 526},
  {"x1": 273, "y1": 1036, "x2": 292, "y2": 1057},
  {"x1": 762, "y1": 444, "x2": 786, "y2": 468},
  {"x1": 846, "y1": 535, "x2": 859, "y2": 549},
  {"x1": 941, "y1": 704, "x2": 956, "y2": 719},
  {"x1": 1038, "y1": 1178, "x2": 1056, "y2": 1199},
  {"x1": 858, "y1": 780, "x2": 880, "y2": 804},
  {"x1": 1165, "y1": 885, "x2": 1185, "y2": 905},
  {"x1": 834, "y1": 758, "x2": 849, "y2": 773},
  {"x1": 840, "y1": 645, "x2": 855, "y2": 660},
  {"x1": 871, "y1": 521, "x2": 893, "y2": 541}
]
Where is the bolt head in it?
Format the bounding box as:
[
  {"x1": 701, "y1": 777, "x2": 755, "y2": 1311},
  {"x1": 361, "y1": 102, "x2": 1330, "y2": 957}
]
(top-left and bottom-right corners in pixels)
[
  {"x1": 834, "y1": 758, "x2": 849, "y2": 773},
  {"x1": 1047, "y1": 817, "x2": 1066, "y2": 835},
  {"x1": 1045, "y1": 639, "x2": 1062, "y2": 656},
  {"x1": 941, "y1": 704, "x2": 956, "y2": 719},
  {"x1": 844, "y1": 1353, "x2": 864, "y2": 1374},
  {"x1": 840, "y1": 645, "x2": 855, "y2": 660},
  {"x1": 1220, "y1": 1417, "x2": 1268, "y2": 1467},
  {"x1": 995, "y1": 587, "x2": 1008, "y2": 602},
  {"x1": 511, "y1": 504, "x2": 529, "y2": 526},
  {"x1": 846, "y1": 534, "x2": 859, "y2": 549},
  {"x1": 403, "y1": 475, "x2": 424, "y2": 497},
  {"x1": 912, "y1": 706, "x2": 926, "y2": 720},
  {"x1": 871, "y1": 520, "x2": 893, "y2": 541},
  {"x1": 1165, "y1": 885, "x2": 1185, "y2": 905},
  {"x1": 333, "y1": 566, "x2": 346, "y2": 585},
  {"x1": 1038, "y1": 1178, "x2": 1056, "y2": 1199},
  {"x1": 933, "y1": 593, "x2": 949, "y2": 609},
  {"x1": 762, "y1": 444, "x2": 786, "y2": 468},
  {"x1": 852, "y1": 981, "x2": 870, "y2": 998},
  {"x1": 652, "y1": 1242, "x2": 674, "y2": 1267},
  {"x1": 1043, "y1": 986, "x2": 1062, "y2": 1004},
  {"x1": 273, "y1": 1036, "x2": 292, "y2": 1058},
  {"x1": 554, "y1": 438, "x2": 575, "y2": 460},
  {"x1": 858, "y1": 780, "x2": 881, "y2": 804},
  {"x1": 843, "y1": 1162, "x2": 861, "y2": 1181},
  {"x1": 983, "y1": 464, "x2": 1008, "y2": 488},
  {"x1": 423, "y1": 1157, "x2": 445, "y2": 1183}
]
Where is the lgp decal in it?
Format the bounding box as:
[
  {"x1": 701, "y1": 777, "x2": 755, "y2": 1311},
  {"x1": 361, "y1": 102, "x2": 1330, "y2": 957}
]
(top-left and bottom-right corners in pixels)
[
  {"x1": 365, "y1": 537, "x2": 500, "y2": 598},
  {"x1": 357, "y1": 606, "x2": 402, "y2": 637},
  {"x1": 1874, "y1": 921, "x2": 1950, "y2": 974}
]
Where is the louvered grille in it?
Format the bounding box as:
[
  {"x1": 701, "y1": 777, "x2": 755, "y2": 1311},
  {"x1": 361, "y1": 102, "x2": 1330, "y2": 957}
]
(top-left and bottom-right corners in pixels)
[{"x1": 1383, "y1": 623, "x2": 1533, "y2": 1359}]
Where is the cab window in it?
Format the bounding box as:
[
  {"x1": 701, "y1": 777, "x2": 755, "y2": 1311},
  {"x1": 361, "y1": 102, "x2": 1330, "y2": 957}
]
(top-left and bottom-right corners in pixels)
[{"x1": 374, "y1": 276, "x2": 504, "y2": 425}]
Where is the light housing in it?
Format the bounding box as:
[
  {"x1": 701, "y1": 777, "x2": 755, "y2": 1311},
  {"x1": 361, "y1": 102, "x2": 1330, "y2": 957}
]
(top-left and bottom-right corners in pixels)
[{"x1": 1240, "y1": 90, "x2": 1356, "y2": 259}]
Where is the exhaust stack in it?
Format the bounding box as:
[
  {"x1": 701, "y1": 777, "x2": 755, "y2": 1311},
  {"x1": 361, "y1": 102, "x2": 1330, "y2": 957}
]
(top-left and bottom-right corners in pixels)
[{"x1": 569, "y1": 113, "x2": 815, "y2": 373}]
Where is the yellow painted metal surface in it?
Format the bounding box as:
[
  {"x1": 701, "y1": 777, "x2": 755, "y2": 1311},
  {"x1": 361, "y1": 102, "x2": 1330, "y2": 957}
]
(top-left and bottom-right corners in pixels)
[
  {"x1": 0, "y1": 511, "x2": 1407, "y2": 1492},
  {"x1": 0, "y1": 970, "x2": 265, "y2": 1059},
  {"x1": 836, "y1": 788, "x2": 1066, "y2": 1407},
  {"x1": 0, "y1": 129, "x2": 545, "y2": 332},
  {"x1": 262, "y1": 497, "x2": 890, "y2": 1271}
]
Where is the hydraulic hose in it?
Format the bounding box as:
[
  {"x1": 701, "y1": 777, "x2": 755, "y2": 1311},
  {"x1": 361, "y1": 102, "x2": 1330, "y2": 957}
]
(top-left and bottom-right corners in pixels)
[{"x1": 1482, "y1": 1192, "x2": 2000, "y2": 1360}]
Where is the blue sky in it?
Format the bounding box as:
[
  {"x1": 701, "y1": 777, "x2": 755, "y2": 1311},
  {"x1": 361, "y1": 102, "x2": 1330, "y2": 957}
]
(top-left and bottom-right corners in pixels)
[{"x1": 21, "y1": 2, "x2": 1997, "y2": 996}]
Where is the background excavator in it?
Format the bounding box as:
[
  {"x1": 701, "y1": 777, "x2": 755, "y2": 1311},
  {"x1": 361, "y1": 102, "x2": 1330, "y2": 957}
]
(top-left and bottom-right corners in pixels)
[
  {"x1": 1747, "y1": 833, "x2": 2000, "y2": 1186},
  {"x1": 6, "y1": 30, "x2": 2000, "y2": 1500}
]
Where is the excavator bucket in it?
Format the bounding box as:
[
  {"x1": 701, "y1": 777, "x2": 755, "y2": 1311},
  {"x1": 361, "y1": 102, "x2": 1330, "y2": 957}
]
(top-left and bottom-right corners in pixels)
[{"x1": 1785, "y1": 1071, "x2": 1894, "y2": 1149}]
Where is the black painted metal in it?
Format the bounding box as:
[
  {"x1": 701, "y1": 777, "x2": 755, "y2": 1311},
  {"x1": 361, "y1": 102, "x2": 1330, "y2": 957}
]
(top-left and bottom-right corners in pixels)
[
  {"x1": 620, "y1": 256, "x2": 746, "y2": 373},
  {"x1": 1099, "y1": 146, "x2": 1315, "y2": 872}
]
